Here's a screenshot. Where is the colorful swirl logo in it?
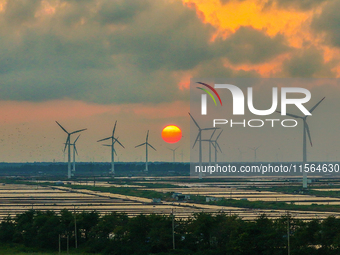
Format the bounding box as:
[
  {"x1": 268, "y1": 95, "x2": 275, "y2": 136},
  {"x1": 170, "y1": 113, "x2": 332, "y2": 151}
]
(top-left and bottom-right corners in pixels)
[{"x1": 196, "y1": 82, "x2": 223, "y2": 106}]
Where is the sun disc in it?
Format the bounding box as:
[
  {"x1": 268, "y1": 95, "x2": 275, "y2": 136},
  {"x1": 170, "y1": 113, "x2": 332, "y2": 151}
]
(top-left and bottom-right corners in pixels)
[{"x1": 162, "y1": 125, "x2": 182, "y2": 143}]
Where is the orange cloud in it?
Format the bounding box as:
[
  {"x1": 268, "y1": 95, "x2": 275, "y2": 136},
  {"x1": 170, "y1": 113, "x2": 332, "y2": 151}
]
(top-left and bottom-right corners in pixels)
[{"x1": 182, "y1": 0, "x2": 340, "y2": 77}]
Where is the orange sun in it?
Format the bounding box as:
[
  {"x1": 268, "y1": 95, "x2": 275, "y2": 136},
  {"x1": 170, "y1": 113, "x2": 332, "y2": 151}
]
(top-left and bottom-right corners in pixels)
[{"x1": 162, "y1": 125, "x2": 182, "y2": 143}]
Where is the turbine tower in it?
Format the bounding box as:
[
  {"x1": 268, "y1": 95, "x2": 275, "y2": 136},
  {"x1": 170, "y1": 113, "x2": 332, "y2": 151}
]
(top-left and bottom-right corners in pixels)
[
  {"x1": 135, "y1": 130, "x2": 156, "y2": 172},
  {"x1": 97, "y1": 121, "x2": 124, "y2": 176},
  {"x1": 202, "y1": 130, "x2": 223, "y2": 167},
  {"x1": 66, "y1": 134, "x2": 81, "y2": 176},
  {"x1": 212, "y1": 130, "x2": 223, "y2": 166},
  {"x1": 277, "y1": 97, "x2": 325, "y2": 188},
  {"x1": 56, "y1": 121, "x2": 86, "y2": 179},
  {"x1": 168, "y1": 147, "x2": 179, "y2": 162},
  {"x1": 189, "y1": 112, "x2": 218, "y2": 179},
  {"x1": 201, "y1": 129, "x2": 216, "y2": 166},
  {"x1": 249, "y1": 146, "x2": 261, "y2": 162}
]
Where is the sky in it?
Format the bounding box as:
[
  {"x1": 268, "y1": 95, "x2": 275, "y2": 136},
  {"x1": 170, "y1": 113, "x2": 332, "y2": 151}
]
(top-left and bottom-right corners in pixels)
[{"x1": 0, "y1": 0, "x2": 340, "y2": 163}]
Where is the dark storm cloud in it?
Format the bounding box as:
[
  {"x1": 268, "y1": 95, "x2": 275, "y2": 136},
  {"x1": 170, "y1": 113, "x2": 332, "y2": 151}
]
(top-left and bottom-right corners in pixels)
[
  {"x1": 0, "y1": 0, "x2": 211, "y2": 104},
  {"x1": 220, "y1": 0, "x2": 325, "y2": 10},
  {"x1": 0, "y1": 0, "x2": 324, "y2": 105},
  {"x1": 4, "y1": 0, "x2": 41, "y2": 25},
  {"x1": 281, "y1": 48, "x2": 336, "y2": 77},
  {"x1": 312, "y1": 0, "x2": 340, "y2": 47},
  {"x1": 193, "y1": 59, "x2": 261, "y2": 78},
  {"x1": 95, "y1": 0, "x2": 149, "y2": 25},
  {"x1": 216, "y1": 26, "x2": 290, "y2": 65},
  {"x1": 107, "y1": 1, "x2": 215, "y2": 71}
]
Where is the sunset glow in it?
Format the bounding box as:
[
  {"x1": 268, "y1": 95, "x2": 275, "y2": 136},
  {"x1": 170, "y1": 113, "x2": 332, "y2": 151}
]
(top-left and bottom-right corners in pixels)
[{"x1": 161, "y1": 125, "x2": 182, "y2": 144}]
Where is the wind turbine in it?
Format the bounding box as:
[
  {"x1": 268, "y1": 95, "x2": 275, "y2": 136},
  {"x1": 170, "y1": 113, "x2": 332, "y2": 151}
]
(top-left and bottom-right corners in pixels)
[
  {"x1": 168, "y1": 147, "x2": 179, "y2": 162},
  {"x1": 201, "y1": 129, "x2": 216, "y2": 166},
  {"x1": 277, "y1": 97, "x2": 325, "y2": 188},
  {"x1": 56, "y1": 121, "x2": 86, "y2": 179},
  {"x1": 66, "y1": 134, "x2": 81, "y2": 175},
  {"x1": 189, "y1": 112, "x2": 218, "y2": 179},
  {"x1": 135, "y1": 130, "x2": 156, "y2": 172},
  {"x1": 212, "y1": 130, "x2": 223, "y2": 166},
  {"x1": 97, "y1": 121, "x2": 124, "y2": 176},
  {"x1": 249, "y1": 146, "x2": 261, "y2": 162},
  {"x1": 202, "y1": 130, "x2": 223, "y2": 166}
]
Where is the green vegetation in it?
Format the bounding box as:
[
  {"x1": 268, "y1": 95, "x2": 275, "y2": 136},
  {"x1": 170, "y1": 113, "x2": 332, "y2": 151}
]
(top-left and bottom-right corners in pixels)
[
  {"x1": 66, "y1": 184, "x2": 172, "y2": 200},
  {"x1": 246, "y1": 185, "x2": 340, "y2": 199},
  {"x1": 0, "y1": 245, "x2": 98, "y2": 254},
  {"x1": 212, "y1": 198, "x2": 340, "y2": 212},
  {"x1": 2, "y1": 210, "x2": 340, "y2": 254}
]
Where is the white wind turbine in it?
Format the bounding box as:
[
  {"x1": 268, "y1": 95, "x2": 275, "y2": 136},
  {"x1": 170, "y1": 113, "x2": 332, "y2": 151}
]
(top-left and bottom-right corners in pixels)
[
  {"x1": 135, "y1": 130, "x2": 156, "y2": 172},
  {"x1": 277, "y1": 97, "x2": 325, "y2": 188},
  {"x1": 97, "y1": 121, "x2": 124, "y2": 176},
  {"x1": 67, "y1": 134, "x2": 81, "y2": 176},
  {"x1": 249, "y1": 146, "x2": 261, "y2": 162},
  {"x1": 201, "y1": 129, "x2": 216, "y2": 166},
  {"x1": 189, "y1": 112, "x2": 218, "y2": 179},
  {"x1": 211, "y1": 130, "x2": 223, "y2": 166},
  {"x1": 202, "y1": 130, "x2": 223, "y2": 166},
  {"x1": 56, "y1": 121, "x2": 86, "y2": 179},
  {"x1": 168, "y1": 147, "x2": 179, "y2": 162}
]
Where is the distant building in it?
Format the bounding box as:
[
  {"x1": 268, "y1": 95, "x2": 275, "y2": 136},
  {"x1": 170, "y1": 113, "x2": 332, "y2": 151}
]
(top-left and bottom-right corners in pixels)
[
  {"x1": 172, "y1": 193, "x2": 190, "y2": 201},
  {"x1": 172, "y1": 192, "x2": 182, "y2": 198},
  {"x1": 206, "y1": 197, "x2": 221, "y2": 202},
  {"x1": 152, "y1": 198, "x2": 161, "y2": 203},
  {"x1": 55, "y1": 181, "x2": 64, "y2": 186}
]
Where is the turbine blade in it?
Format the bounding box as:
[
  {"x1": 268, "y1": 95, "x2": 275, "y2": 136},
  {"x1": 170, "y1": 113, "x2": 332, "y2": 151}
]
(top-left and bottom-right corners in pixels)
[
  {"x1": 202, "y1": 128, "x2": 219, "y2": 131},
  {"x1": 56, "y1": 121, "x2": 69, "y2": 134},
  {"x1": 74, "y1": 145, "x2": 78, "y2": 156},
  {"x1": 63, "y1": 136, "x2": 70, "y2": 152},
  {"x1": 216, "y1": 130, "x2": 223, "y2": 141},
  {"x1": 192, "y1": 132, "x2": 200, "y2": 149},
  {"x1": 135, "y1": 142, "x2": 146, "y2": 148},
  {"x1": 74, "y1": 134, "x2": 81, "y2": 144},
  {"x1": 305, "y1": 122, "x2": 313, "y2": 147},
  {"x1": 112, "y1": 121, "x2": 117, "y2": 136},
  {"x1": 211, "y1": 141, "x2": 217, "y2": 150},
  {"x1": 256, "y1": 145, "x2": 261, "y2": 150},
  {"x1": 216, "y1": 142, "x2": 222, "y2": 153},
  {"x1": 102, "y1": 144, "x2": 111, "y2": 147},
  {"x1": 114, "y1": 138, "x2": 125, "y2": 148},
  {"x1": 148, "y1": 143, "x2": 157, "y2": 151},
  {"x1": 70, "y1": 128, "x2": 87, "y2": 135},
  {"x1": 188, "y1": 112, "x2": 200, "y2": 129},
  {"x1": 146, "y1": 130, "x2": 149, "y2": 142},
  {"x1": 309, "y1": 97, "x2": 325, "y2": 114},
  {"x1": 97, "y1": 137, "x2": 111, "y2": 142},
  {"x1": 210, "y1": 129, "x2": 216, "y2": 140}
]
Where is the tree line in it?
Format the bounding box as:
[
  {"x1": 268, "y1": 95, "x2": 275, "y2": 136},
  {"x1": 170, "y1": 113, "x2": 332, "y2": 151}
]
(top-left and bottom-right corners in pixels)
[{"x1": 1, "y1": 210, "x2": 340, "y2": 254}]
